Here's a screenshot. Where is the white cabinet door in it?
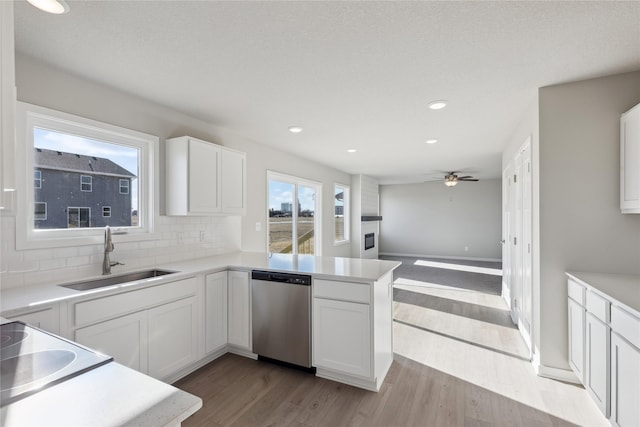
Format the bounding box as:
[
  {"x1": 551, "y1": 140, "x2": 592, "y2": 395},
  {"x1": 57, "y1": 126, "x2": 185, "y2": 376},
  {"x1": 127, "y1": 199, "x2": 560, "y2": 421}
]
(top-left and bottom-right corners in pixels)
[
  {"x1": 75, "y1": 311, "x2": 148, "y2": 373},
  {"x1": 4, "y1": 304, "x2": 60, "y2": 335},
  {"x1": 205, "y1": 271, "x2": 228, "y2": 354},
  {"x1": 188, "y1": 138, "x2": 220, "y2": 213},
  {"x1": 568, "y1": 298, "x2": 585, "y2": 383},
  {"x1": 313, "y1": 298, "x2": 371, "y2": 378},
  {"x1": 611, "y1": 333, "x2": 640, "y2": 427},
  {"x1": 621, "y1": 103, "x2": 640, "y2": 213},
  {"x1": 147, "y1": 296, "x2": 199, "y2": 380},
  {"x1": 220, "y1": 148, "x2": 246, "y2": 215},
  {"x1": 227, "y1": 270, "x2": 251, "y2": 350},
  {"x1": 586, "y1": 312, "x2": 610, "y2": 416}
]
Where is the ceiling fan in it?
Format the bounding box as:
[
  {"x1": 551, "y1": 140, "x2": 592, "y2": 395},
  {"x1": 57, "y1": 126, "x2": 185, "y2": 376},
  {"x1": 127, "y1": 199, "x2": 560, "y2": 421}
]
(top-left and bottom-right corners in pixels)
[{"x1": 443, "y1": 172, "x2": 478, "y2": 187}]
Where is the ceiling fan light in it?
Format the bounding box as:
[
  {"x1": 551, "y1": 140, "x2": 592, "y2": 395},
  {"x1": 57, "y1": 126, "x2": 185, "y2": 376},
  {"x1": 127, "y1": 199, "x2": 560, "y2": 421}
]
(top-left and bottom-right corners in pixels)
[
  {"x1": 445, "y1": 180, "x2": 457, "y2": 187},
  {"x1": 27, "y1": 0, "x2": 70, "y2": 14}
]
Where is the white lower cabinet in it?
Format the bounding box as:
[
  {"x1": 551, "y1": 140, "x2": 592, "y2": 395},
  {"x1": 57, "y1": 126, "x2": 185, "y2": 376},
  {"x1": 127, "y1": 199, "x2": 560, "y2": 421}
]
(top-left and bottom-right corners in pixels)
[
  {"x1": 585, "y1": 312, "x2": 610, "y2": 416},
  {"x1": 313, "y1": 298, "x2": 371, "y2": 378},
  {"x1": 568, "y1": 297, "x2": 585, "y2": 382},
  {"x1": 148, "y1": 296, "x2": 199, "y2": 379},
  {"x1": 3, "y1": 304, "x2": 61, "y2": 335},
  {"x1": 70, "y1": 277, "x2": 199, "y2": 381},
  {"x1": 205, "y1": 271, "x2": 228, "y2": 354},
  {"x1": 75, "y1": 311, "x2": 148, "y2": 373},
  {"x1": 567, "y1": 275, "x2": 640, "y2": 425},
  {"x1": 312, "y1": 273, "x2": 393, "y2": 391},
  {"x1": 227, "y1": 270, "x2": 251, "y2": 351},
  {"x1": 610, "y1": 333, "x2": 640, "y2": 427}
]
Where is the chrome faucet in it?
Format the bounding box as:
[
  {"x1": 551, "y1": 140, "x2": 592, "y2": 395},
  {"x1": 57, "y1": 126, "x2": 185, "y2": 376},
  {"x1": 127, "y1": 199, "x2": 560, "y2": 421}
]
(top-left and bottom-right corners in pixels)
[{"x1": 103, "y1": 226, "x2": 124, "y2": 275}]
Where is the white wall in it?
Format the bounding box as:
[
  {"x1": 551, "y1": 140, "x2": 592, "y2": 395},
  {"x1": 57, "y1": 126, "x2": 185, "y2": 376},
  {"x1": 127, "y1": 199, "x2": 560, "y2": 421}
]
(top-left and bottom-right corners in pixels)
[
  {"x1": 536, "y1": 71, "x2": 640, "y2": 370},
  {"x1": 1, "y1": 54, "x2": 351, "y2": 289},
  {"x1": 379, "y1": 179, "x2": 502, "y2": 261},
  {"x1": 351, "y1": 174, "x2": 380, "y2": 259}
]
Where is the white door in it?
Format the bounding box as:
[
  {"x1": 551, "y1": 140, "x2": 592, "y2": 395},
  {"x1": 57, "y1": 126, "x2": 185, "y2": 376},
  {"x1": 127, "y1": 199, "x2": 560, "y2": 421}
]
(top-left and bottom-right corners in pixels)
[
  {"x1": 75, "y1": 311, "x2": 148, "y2": 373},
  {"x1": 611, "y1": 333, "x2": 640, "y2": 427},
  {"x1": 567, "y1": 298, "x2": 585, "y2": 383},
  {"x1": 227, "y1": 270, "x2": 251, "y2": 350},
  {"x1": 585, "y1": 313, "x2": 610, "y2": 416},
  {"x1": 205, "y1": 271, "x2": 228, "y2": 354},
  {"x1": 510, "y1": 151, "x2": 522, "y2": 325},
  {"x1": 147, "y1": 297, "x2": 199, "y2": 380},
  {"x1": 313, "y1": 298, "x2": 371, "y2": 378},
  {"x1": 502, "y1": 164, "x2": 513, "y2": 306},
  {"x1": 519, "y1": 141, "x2": 533, "y2": 348}
]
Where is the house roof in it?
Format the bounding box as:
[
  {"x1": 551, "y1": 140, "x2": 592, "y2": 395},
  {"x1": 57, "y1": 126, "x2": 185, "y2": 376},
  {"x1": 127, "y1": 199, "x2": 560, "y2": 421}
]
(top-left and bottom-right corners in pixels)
[{"x1": 34, "y1": 148, "x2": 136, "y2": 178}]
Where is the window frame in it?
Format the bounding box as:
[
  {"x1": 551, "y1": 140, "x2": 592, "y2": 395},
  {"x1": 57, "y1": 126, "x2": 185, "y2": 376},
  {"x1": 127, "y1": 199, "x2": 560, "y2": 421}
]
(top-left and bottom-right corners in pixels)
[
  {"x1": 266, "y1": 170, "x2": 323, "y2": 256},
  {"x1": 34, "y1": 201, "x2": 47, "y2": 221},
  {"x1": 16, "y1": 102, "x2": 159, "y2": 249},
  {"x1": 34, "y1": 170, "x2": 42, "y2": 189},
  {"x1": 333, "y1": 183, "x2": 350, "y2": 245},
  {"x1": 119, "y1": 179, "x2": 129, "y2": 194},
  {"x1": 80, "y1": 175, "x2": 92, "y2": 192},
  {"x1": 102, "y1": 206, "x2": 111, "y2": 218}
]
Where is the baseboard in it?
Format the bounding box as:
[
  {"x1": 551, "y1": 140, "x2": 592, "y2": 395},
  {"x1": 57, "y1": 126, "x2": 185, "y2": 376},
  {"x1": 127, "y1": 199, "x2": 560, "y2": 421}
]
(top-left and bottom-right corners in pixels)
[
  {"x1": 379, "y1": 252, "x2": 501, "y2": 263},
  {"x1": 532, "y1": 357, "x2": 581, "y2": 384}
]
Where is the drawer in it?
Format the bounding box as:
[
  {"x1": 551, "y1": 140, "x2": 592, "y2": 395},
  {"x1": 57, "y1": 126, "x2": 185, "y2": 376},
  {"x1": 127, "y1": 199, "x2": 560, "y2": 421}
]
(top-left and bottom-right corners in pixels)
[
  {"x1": 611, "y1": 305, "x2": 640, "y2": 349},
  {"x1": 314, "y1": 279, "x2": 370, "y2": 304},
  {"x1": 74, "y1": 277, "x2": 198, "y2": 327},
  {"x1": 585, "y1": 291, "x2": 610, "y2": 323},
  {"x1": 568, "y1": 279, "x2": 585, "y2": 305}
]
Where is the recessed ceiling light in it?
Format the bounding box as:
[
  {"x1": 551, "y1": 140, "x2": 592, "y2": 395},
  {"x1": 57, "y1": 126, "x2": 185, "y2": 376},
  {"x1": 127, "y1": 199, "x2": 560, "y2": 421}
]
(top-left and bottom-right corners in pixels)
[
  {"x1": 27, "y1": 0, "x2": 70, "y2": 14},
  {"x1": 425, "y1": 139, "x2": 438, "y2": 144},
  {"x1": 428, "y1": 100, "x2": 447, "y2": 110},
  {"x1": 288, "y1": 126, "x2": 303, "y2": 133},
  {"x1": 347, "y1": 149, "x2": 357, "y2": 153}
]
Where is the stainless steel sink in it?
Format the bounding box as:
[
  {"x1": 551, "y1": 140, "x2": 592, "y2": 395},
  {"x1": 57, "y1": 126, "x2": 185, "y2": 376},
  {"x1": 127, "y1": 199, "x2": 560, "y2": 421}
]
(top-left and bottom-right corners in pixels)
[{"x1": 59, "y1": 269, "x2": 177, "y2": 291}]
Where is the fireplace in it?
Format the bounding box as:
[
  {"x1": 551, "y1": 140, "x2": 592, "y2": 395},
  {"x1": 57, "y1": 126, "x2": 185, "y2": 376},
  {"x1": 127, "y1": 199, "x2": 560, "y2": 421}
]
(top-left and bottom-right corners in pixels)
[{"x1": 364, "y1": 233, "x2": 375, "y2": 251}]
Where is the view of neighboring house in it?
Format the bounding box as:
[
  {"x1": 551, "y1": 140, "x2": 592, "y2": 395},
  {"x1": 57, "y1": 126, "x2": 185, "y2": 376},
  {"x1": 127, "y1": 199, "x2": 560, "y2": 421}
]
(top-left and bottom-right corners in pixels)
[{"x1": 33, "y1": 148, "x2": 135, "y2": 229}]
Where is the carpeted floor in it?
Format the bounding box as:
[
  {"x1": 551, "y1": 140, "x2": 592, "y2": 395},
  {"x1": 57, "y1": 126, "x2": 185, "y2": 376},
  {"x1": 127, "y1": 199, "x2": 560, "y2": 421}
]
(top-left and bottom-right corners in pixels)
[{"x1": 380, "y1": 255, "x2": 503, "y2": 295}]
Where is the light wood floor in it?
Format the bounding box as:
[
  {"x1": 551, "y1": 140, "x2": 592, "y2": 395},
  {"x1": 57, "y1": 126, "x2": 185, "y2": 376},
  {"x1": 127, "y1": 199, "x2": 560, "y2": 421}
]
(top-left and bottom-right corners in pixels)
[{"x1": 176, "y1": 279, "x2": 607, "y2": 426}]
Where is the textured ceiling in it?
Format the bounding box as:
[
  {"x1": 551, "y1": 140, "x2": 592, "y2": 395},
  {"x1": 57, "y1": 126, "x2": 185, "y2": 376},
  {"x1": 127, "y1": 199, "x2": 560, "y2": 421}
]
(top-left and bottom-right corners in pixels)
[{"x1": 14, "y1": 1, "x2": 640, "y2": 184}]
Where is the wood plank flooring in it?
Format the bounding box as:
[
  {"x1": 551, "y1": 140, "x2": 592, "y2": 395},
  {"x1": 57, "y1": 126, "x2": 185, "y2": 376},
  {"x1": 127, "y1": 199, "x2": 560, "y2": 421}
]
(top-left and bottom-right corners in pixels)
[{"x1": 175, "y1": 274, "x2": 607, "y2": 427}]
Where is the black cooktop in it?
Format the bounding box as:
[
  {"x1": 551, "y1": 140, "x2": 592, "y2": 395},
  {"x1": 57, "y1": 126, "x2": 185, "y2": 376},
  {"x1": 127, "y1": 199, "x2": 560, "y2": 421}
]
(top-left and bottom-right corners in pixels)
[{"x1": 0, "y1": 321, "x2": 113, "y2": 406}]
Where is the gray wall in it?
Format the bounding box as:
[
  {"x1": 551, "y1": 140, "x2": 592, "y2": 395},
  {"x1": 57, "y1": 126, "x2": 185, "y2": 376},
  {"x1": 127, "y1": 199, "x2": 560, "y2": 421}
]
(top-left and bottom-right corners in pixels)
[
  {"x1": 538, "y1": 71, "x2": 640, "y2": 370},
  {"x1": 15, "y1": 54, "x2": 352, "y2": 258},
  {"x1": 379, "y1": 179, "x2": 502, "y2": 260}
]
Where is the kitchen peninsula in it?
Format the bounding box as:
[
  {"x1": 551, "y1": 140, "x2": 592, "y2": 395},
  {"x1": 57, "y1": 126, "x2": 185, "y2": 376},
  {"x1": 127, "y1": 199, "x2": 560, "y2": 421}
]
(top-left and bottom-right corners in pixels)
[{"x1": 1, "y1": 252, "x2": 401, "y2": 422}]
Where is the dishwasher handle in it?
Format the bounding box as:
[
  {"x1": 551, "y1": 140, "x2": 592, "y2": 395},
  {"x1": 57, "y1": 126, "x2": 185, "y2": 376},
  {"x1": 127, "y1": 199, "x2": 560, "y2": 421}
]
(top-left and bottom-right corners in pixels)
[{"x1": 251, "y1": 270, "x2": 311, "y2": 286}]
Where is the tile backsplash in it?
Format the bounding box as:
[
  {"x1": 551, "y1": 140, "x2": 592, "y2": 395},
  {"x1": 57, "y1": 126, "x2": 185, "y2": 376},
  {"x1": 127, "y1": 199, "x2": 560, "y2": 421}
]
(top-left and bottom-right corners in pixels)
[{"x1": 0, "y1": 215, "x2": 241, "y2": 289}]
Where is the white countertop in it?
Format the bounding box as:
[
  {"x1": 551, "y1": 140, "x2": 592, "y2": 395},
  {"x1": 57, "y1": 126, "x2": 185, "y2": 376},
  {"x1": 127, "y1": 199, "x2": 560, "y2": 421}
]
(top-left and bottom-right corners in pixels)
[
  {"x1": 566, "y1": 271, "x2": 640, "y2": 314},
  {"x1": 0, "y1": 361, "x2": 202, "y2": 427},
  {"x1": 1, "y1": 252, "x2": 401, "y2": 314}
]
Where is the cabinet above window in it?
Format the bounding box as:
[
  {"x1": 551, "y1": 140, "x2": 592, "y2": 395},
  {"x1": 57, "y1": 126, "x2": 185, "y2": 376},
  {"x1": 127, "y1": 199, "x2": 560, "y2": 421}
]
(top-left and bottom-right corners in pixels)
[{"x1": 165, "y1": 136, "x2": 246, "y2": 216}]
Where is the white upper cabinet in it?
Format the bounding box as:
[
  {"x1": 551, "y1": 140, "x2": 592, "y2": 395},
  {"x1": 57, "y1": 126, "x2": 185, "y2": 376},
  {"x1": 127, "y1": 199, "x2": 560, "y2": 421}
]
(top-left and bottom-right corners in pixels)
[
  {"x1": 165, "y1": 136, "x2": 246, "y2": 216},
  {"x1": 621, "y1": 103, "x2": 640, "y2": 213},
  {"x1": 220, "y1": 148, "x2": 246, "y2": 215}
]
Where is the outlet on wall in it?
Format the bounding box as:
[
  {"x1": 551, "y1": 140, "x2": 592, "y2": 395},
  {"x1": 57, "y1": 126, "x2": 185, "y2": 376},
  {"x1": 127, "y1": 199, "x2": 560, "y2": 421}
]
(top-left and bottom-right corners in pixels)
[
  {"x1": 464, "y1": 246, "x2": 469, "y2": 252},
  {"x1": 199, "y1": 231, "x2": 206, "y2": 242},
  {"x1": 255, "y1": 222, "x2": 262, "y2": 232}
]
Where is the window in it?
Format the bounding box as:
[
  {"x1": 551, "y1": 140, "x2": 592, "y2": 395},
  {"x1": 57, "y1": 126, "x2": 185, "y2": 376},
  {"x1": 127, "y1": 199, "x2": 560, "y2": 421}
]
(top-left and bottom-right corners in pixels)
[
  {"x1": 34, "y1": 202, "x2": 46, "y2": 220},
  {"x1": 80, "y1": 175, "x2": 92, "y2": 192},
  {"x1": 334, "y1": 184, "x2": 350, "y2": 244},
  {"x1": 267, "y1": 171, "x2": 322, "y2": 255},
  {"x1": 119, "y1": 179, "x2": 129, "y2": 194},
  {"x1": 68, "y1": 207, "x2": 91, "y2": 228},
  {"x1": 17, "y1": 102, "x2": 159, "y2": 249}
]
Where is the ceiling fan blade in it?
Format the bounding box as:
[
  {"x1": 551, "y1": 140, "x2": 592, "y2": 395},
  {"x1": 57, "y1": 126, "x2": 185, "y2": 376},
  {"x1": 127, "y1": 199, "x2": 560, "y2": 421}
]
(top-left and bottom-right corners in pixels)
[
  {"x1": 458, "y1": 176, "x2": 473, "y2": 179},
  {"x1": 458, "y1": 178, "x2": 479, "y2": 181}
]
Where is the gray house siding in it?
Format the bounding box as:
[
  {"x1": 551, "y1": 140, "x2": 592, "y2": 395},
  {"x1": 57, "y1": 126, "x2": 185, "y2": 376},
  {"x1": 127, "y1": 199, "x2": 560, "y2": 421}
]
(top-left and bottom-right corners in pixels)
[{"x1": 33, "y1": 148, "x2": 135, "y2": 229}]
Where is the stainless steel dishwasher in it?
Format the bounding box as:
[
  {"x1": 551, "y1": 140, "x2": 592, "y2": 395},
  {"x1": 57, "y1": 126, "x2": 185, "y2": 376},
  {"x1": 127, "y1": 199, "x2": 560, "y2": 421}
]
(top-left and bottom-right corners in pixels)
[{"x1": 251, "y1": 270, "x2": 312, "y2": 368}]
